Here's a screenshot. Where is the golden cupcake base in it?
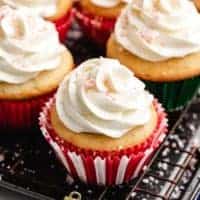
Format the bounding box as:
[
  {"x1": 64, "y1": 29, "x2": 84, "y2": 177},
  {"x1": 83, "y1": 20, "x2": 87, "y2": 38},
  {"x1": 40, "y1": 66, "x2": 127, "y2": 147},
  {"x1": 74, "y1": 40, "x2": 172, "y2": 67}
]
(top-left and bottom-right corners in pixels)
[
  {"x1": 47, "y1": 0, "x2": 73, "y2": 21},
  {"x1": 0, "y1": 49, "x2": 74, "y2": 100},
  {"x1": 50, "y1": 104, "x2": 157, "y2": 151},
  {"x1": 107, "y1": 34, "x2": 200, "y2": 82},
  {"x1": 79, "y1": 0, "x2": 125, "y2": 19}
]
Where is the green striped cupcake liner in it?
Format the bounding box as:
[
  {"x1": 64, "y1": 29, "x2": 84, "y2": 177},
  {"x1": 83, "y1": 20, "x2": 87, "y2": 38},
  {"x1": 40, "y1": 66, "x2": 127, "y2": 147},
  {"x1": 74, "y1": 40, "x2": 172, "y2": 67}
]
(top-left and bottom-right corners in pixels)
[{"x1": 145, "y1": 76, "x2": 200, "y2": 112}]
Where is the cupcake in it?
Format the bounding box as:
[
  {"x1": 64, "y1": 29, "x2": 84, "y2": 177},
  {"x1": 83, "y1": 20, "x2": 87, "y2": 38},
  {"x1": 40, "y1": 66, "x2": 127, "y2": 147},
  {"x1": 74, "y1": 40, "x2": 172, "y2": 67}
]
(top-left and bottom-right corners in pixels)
[
  {"x1": 194, "y1": 0, "x2": 200, "y2": 10},
  {"x1": 0, "y1": 0, "x2": 74, "y2": 42},
  {"x1": 74, "y1": 0, "x2": 131, "y2": 45},
  {"x1": 107, "y1": 0, "x2": 200, "y2": 111},
  {"x1": 39, "y1": 58, "x2": 168, "y2": 185},
  {"x1": 0, "y1": 6, "x2": 74, "y2": 130}
]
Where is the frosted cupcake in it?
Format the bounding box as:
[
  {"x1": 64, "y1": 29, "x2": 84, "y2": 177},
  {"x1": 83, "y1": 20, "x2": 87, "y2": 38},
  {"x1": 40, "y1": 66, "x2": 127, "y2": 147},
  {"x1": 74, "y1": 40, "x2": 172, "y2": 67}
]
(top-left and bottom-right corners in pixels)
[
  {"x1": 39, "y1": 58, "x2": 167, "y2": 185},
  {"x1": 107, "y1": 0, "x2": 200, "y2": 111},
  {"x1": 0, "y1": 0, "x2": 74, "y2": 42},
  {"x1": 74, "y1": 0, "x2": 131, "y2": 45},
  {"x1": 0, "y1": 6, "x2": 74, "y2": 130}
]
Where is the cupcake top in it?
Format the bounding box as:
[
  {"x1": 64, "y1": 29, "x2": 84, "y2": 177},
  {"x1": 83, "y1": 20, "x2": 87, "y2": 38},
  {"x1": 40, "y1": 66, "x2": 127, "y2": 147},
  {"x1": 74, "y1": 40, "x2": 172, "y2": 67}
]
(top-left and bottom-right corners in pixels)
[
  {"x1": 90, "y1": 0, "x2": 131, "y2": 8},
  {"x1": 0, "y1": 6, "x2": 65, "y2": 84},
  {"x1": 0, "y1": 0, "x2": 57, "y2": 17},
  {"x1": 56, "y1": 57, "x2": 153, "y2": 138},
  {"x1": 115, "y1": 0, "x2": 200, "y2": 62}
]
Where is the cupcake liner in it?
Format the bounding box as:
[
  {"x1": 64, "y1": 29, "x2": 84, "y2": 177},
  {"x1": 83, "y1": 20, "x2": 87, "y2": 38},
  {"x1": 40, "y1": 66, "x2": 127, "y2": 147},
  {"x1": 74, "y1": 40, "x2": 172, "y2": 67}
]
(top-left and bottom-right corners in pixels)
[
  {"x1": 145, "y1": 76, "x2": 200, "y2": 112},
  {"x1": 53, "y1": 9, "x2": 74, "y2": 42},
  {"x1": 74, "y1": 6, "x2": 116, "y2": 45},
  {"x1": 39, "y1": 97, "x2": 168, "y2": 185},
  {"x1": 0, "y1": 92, "x2": 54, "y2": 131}
]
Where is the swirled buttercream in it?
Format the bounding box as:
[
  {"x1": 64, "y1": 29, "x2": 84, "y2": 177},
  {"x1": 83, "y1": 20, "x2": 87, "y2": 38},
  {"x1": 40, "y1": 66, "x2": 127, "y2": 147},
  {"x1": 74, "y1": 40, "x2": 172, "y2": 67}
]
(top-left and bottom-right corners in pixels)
[
  {"x1": 56, "y1": 58, "x2": 153, "y2": 138},
  {"x1": 0, "y1": 0, "x2": 57, "y2": 17},
  {"x1": 0, "y1": 6, "x2": 65, "y2": 84},
  {"x1": 115, "y1": 0, "x2": 200, "y2": 61}
]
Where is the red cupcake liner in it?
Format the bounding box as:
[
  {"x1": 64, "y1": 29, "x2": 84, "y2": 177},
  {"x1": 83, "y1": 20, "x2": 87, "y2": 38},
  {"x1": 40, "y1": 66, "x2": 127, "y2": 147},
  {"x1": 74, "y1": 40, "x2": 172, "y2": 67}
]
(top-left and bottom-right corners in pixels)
[
  {"x1": 74, "y1": 6, "x2": 116, "y2": 45},
  {"x1": 39, "y1": 97, "x2": 168, "y2": 185},
  {"x1": 52, "y1": 9, "x2": 74, "y2": 42},
  {"x1": 0, "y1": 92, "x2": 54, "y2": 131}
]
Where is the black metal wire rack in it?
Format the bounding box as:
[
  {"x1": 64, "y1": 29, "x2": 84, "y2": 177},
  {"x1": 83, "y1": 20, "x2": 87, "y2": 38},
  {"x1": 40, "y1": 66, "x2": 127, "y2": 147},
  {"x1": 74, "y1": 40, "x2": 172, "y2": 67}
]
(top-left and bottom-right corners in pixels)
[{"x1": 0, "y1": 22, "x2": 199, "y2": 200}]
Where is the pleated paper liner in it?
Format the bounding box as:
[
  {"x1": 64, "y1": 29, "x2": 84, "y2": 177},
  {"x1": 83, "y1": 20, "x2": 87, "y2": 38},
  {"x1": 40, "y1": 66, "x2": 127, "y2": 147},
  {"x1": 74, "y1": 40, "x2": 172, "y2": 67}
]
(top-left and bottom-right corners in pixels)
[
  {"x1": 53, "y1": 9, "x2": 74, "y2": 42},
  {"x1": 39, "y1": 97, "x2": 168, "y2": 186},
  {"x1": 145, "y1": 76, "x2": 200, "y2": 112},
  {"x1": 0, "y1": 92, "x2": 54, "y2": 131},
  {"x1": 74, "y1": 6, "x2": 116, "y2": 46}
]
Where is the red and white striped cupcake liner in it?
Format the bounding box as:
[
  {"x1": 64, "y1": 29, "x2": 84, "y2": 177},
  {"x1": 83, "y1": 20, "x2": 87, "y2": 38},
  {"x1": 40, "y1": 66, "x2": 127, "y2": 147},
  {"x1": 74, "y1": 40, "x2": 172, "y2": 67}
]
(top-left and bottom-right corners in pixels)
[
  {"x1": 0, "y1": 92, "x2": 55, "y2": 131},
  {"x1": 39, "y1": 97, "x2": 168, "y2": 185},
  {"x1": 74, "y1": 6, "x2": 116, "y2": 45},
  {"x1": 53, "y1": 9, "x2": 74, "y2": 42}
]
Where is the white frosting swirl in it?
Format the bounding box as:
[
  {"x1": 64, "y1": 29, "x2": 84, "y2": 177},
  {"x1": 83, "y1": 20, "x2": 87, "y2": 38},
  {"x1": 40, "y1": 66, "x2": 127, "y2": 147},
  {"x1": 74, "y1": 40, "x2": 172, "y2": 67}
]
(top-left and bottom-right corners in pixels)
[
  {"x1": 0, "y1": 6, "x2": 65, "y2": 84},
  {"x1": 115, "y1": 0, "x2": 200, "y2": 62},
  {"x1": 0, "y1": 0, "x2": 57, "y2": 17},
  {"x1": 91, "y1": 0, "x2": 131, "y2": 8},
  {"x1": 56, "y1": 58, "x2": 153, "y2": 138}
]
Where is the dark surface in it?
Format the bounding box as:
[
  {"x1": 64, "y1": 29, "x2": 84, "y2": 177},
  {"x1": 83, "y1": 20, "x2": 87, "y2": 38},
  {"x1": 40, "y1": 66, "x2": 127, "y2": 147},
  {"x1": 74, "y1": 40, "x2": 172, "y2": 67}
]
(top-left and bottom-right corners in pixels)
[{"x1": 0, "y1": 22, "x2": 199, "y2": 200}]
